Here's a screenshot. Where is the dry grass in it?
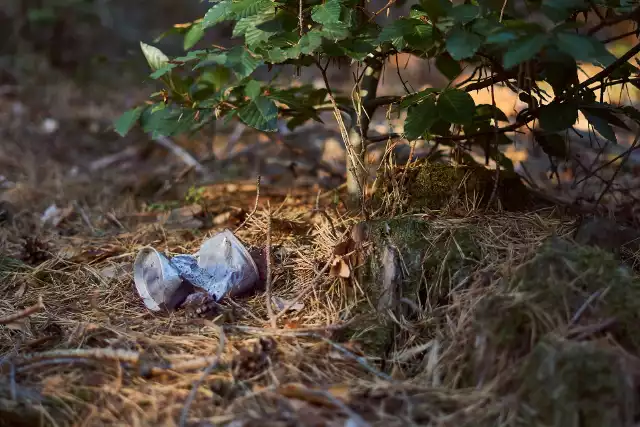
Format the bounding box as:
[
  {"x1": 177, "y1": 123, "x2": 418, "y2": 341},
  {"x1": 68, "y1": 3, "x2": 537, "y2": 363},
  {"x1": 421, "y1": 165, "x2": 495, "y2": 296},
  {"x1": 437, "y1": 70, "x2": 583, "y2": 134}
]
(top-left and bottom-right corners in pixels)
[{"x1": 5, "y1": 177, "x2": 638, "y2": 427}]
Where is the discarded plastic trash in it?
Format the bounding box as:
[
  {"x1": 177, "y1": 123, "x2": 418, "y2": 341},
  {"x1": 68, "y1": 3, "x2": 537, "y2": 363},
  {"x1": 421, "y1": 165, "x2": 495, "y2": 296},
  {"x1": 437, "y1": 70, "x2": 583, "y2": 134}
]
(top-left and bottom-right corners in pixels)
[
  {"x1": 133, "y1": 229, "x2": 260, "y2": 312},
  {"x1": 134, "y1": 247, "x2": 184, "y2": 312}
]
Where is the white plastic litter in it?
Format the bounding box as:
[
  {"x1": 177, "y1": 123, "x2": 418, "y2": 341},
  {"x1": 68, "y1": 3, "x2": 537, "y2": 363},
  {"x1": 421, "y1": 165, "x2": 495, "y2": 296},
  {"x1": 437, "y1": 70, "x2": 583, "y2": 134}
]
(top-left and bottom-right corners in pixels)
[{"x1": 133, "y1": 229, "x2": 259, "y2": 311}]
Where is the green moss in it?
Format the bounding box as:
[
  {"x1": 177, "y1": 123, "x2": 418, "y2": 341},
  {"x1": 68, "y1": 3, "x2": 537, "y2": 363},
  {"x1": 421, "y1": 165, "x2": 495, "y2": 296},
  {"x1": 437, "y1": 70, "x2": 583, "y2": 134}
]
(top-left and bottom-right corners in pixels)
[
  {"x1": 340, "y1": 218, "x2": 483, "y2": 359},
  {"x1": 404, "y1": 161, "x2": 541, "y2": 212},
  {"x1": 516, "y1": 339, "x2": 634, "y2": 427},
  {"x1": 510, "y1": 237, "x2": 640, "y2": 351}
]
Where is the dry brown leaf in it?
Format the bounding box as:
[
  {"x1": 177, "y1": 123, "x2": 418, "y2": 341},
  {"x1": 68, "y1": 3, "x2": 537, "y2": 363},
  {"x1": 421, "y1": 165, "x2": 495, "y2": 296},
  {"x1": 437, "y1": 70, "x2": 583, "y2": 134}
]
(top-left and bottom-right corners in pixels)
[{"x1": 330, "y1": 257, "x2": 351, "y2": 278}]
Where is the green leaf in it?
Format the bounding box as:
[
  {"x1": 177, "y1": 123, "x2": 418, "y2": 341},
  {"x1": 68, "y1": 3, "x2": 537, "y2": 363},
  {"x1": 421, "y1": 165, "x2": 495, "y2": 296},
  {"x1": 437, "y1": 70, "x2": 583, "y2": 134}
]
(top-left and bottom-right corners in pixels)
[
  {"x1": 541, "y1": 0, "x2": 588, "y2": 22},
  {"x1": 539, "y1": 49, "x2": 579, "y2": 96},
  {"x1": 405, "y1": 24, "x2": 435, "y2": 51},
  {"x1": 377, "y1": 19, "x2": 416, "y2": 50},
  {"x1": 534, "y1": 131, "x2": 569, "y2": 159},
  {"x1": 184, "y1": 23, "x2": 205, "y2": 50},
  {"x1": 449, "y1": 4, "x2": 479, "y2": 24},
  {"x1": 539, "y1": 101, "x2": 578, "y2": 132},
  {"x1": 311, "y1": 0, "x2": 342, "y2": 25},
  {"x1": 581, "y1": 109, "x2": 617, "y2": 143},
  {"x1": 150, "y1": 64, "x2": 178, "y2": 79},
  {"x1": 475, "y1": 104, "x2": 509, "y2": 122},
  {"x1": 503, "y1": 34, "x2": 548, "y2": 69},
  {"x1": 231, "y1": 0, "x2": 272, "y2": 18},
  {"x1": 225, "y1": 46, "x2": 261, "y2": 78},
  {"x1": 555, "y1": 32, "x2": 613, "y2": 65},
  {"x1": 420, "y1": 0, "x2": 453, "y2": 23},
  {"x1": 435, "y1": 53, "x2": 462, "y2": 80},
  {"x1": 114, "y1": 107, "x2": 144, "y2": 137},
  {"x1": 398, "y1": 88, "x2": 439, "y2": 109},
  {"x1": 238, "y1": 95, "x2": 279, "y2": 132},
  {"x1": 244, "y1": 80, "x2": 262, "y2": 99},
  {"x1": 437, "y1": 89, "x2": 476, "y2": 125},
  {"x1": 140, "y1": 42, "x2": 169, "y2": 71},
  {"x1": 141, "y1": 106, "x2": 198, "y2": 137},
  {"x1": 446, "y1": 27, "x2": 483, "y2": 61},
  {"x1": 404, "y1": 96, "x2": 439, "y2": 140},
  {"x1": 203, "y1": 0, "x2": 233, "y2": 28}
]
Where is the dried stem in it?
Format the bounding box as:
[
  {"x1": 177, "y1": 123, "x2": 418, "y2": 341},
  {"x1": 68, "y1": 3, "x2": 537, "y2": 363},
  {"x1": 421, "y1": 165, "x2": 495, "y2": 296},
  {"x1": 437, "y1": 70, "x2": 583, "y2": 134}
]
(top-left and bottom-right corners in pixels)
[
  {"x1": 235, "y1": 175, "x2": 261, "y2": 233},
  {"x1": 0, "y1": 297, "x2": 44, "y2": 325},
  {"x1": 265, "y1": 202, "x2": 275, "y2": 328}
]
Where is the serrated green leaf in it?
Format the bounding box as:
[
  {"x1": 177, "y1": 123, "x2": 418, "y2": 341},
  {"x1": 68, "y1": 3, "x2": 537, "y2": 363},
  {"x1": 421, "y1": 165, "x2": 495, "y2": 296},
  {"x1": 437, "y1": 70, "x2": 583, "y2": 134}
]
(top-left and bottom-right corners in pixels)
[
  {"x1": 534, "y1": 131, "x2": 568, "y2": 159},
  {"x1": 437, "y1": 89, "x2": 476, "y2": 125},
  {"x1": 311, "y1": 0, "x2": 342, "y2": 25},
  {"x1": 114, "y1": 107, "x2": 144, "y2": 137},
  {"x1": 238, "y1": 95, "x2": 278, "y2": 132},
  {"x1": 435, "y1": 53, "x2": 462, "y2": 80},
  {"x1": 485, "y1": 30, "x2": 518, "y2": 45},
  {"x1": 225, "y1": 46, "x2": 261, "y2": 78},
  {"x1": 377, "y1": 19, "x2": 416, "y2": 50},
  {"x1": 503, "y1": 34, "x2": 547, "y2": 69},
  {"x1": 299, "y1": 30, "x2": 325, "y2": 54},
  {"x1": 141, "y1": 106, "x2": 198, "y2": 137},
  {"x1": 399, "y1": 88, "x2": 439, "y2": 109},
  {"x1": 404, "y1": 96, "x2": 439, "y2": 140},
  {"x1": 405, "y1": 24, "x2": 435, "y2": 51},
  {"x1": 244, "y1": 80, "x2": 262, "y2": 99},
  {"x1": 446, "y1": 27, "x2": 483, "y2": 61},
  {"x1": 420, "y1": 0, "x2": 453, "y2": 23},
  {"x1": 267, "y1": 47, "x2": 287, "y2": 63},
  {"x1": 231, "y1": 0, "x2": 272, "y2": 18},
  {"x1": 203, "y1": 0, "x2": 233, "y2": 28},
  {"x1": 184, "y1": 23, "x2": 205, "y2": 50},
  {"x1": 150, "y1": 64, "x2": 178, "y2": 79},
  {"x1": 140, "y1": 42, "x2": 169, "y2": 71},
  {"x1": 539, "y1": 101, "x2": 578, "y2": 132},
  {"x1": 320, "y1": 21, "x2": 351, "y2": 40},
  {"x1": 475, "y1": 104, "x2": 509, "y2": 122},
  {"x1": 581, "y1": 109, "x2": 617, "y2": 143},
  {"x1": 449, "y1": 4, "x2": 479, "y2": 24},
  {"x1": 556, "y1": 32, "x2": 598, "y2": 63}
]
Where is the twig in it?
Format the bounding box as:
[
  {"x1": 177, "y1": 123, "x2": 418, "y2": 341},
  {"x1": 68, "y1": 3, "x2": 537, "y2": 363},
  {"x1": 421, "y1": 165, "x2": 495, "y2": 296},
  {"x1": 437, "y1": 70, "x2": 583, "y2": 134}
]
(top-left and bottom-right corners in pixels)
[
  {"x1": 587, "y1": 6, "x2": 640, "y2": 35},
  {"x1": 486, "y1": 70, "x2": 501, "y2": 209},
  {"x1": 179, "y1": 326, "x2": 225, "y2": 427},
  {"x1": 234, "y1": 175, "x2": 261, "y2": 233},
  {"x1": 0, "y1": 297, "x2": 44, "y2": 325},
  {"x1": 265, "y1": 202, "x2": 275, "y2": 328},
  {"x1": 564, "y1": 41, "x2": 640, "y2": 99},
  {"x1": 593, "y1": 131, "x2": 640, "y2": 207},
  {"x1": 370, "y1": 0, "x2": 397, "y2": 21},
  {"x1": 152, "y1": 135, "x2": 207, "y2": 175}
]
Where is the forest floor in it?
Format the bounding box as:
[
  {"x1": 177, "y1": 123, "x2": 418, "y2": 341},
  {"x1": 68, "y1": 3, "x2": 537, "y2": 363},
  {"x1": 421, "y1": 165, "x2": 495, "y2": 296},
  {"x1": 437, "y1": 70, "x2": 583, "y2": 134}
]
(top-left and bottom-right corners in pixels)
[{"x1": 2, "y1": 49, "x2": 640, "y2": 427}]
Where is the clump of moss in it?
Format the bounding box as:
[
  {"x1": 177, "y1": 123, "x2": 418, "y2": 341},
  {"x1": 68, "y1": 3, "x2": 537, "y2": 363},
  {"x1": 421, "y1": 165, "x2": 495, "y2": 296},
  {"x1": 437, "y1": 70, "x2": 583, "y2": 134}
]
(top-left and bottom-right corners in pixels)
[
  {"x1": 509, "y1": 237, "x2": 640, "y2": 351},
  {"x1": 340, "y1": 218, "x2": 483, "y2": 360},
  {"x1": 404, "y1": 161, "x2": 540, "y2": 212},
  {"x1": 515, "y1": 338, "x2": 634, "y2": 427}
]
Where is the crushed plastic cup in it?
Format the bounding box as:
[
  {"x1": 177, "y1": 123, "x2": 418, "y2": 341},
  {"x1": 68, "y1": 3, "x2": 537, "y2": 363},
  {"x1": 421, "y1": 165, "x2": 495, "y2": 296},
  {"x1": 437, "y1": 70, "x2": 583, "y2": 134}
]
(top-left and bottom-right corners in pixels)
[
  {"x1": 197, "y1": 229, "x2": 259, "y2": 298},
  {"x1": 133, "y1": 229, "x2": 260, "y2": 311},
  {"x1": 133, "y1": 247, "x2": 185, "y2": 312}
]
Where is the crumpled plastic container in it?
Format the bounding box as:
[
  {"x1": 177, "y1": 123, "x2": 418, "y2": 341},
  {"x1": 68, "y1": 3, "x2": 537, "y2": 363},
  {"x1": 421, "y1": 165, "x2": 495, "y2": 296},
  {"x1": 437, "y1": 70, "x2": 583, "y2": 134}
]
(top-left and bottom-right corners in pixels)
[{"x1": 133, "y1": 229, "x2": 259, "y2": 312}]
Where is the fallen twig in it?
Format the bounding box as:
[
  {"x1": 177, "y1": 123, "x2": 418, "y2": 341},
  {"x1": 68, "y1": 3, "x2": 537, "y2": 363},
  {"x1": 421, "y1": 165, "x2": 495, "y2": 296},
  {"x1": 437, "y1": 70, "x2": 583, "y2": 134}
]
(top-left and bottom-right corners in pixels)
[{"x1": 0, "y1": 297, "x2": 44, "y2": 325}]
